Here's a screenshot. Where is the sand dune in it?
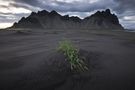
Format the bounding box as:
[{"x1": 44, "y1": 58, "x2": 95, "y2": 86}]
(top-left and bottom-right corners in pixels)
[{"x1": 0, "y1": 29, "x2": 135, "y2": 90}]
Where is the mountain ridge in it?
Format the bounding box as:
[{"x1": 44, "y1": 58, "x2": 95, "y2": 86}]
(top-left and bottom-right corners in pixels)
[{"x1": 10, "y1": 9, "x2": 124, "y2": 30}]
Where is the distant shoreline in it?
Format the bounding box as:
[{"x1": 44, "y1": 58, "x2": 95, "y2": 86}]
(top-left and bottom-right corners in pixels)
[
  {"x1": 125, "y1": 29, "x2": 135, "y2": 32},
  {"x1": 1, "y1": 28, "x2": 135, "y2": 33}
]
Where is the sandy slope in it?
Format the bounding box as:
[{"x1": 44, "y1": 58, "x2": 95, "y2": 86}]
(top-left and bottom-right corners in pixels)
[{"x1": 0, "y1": 29, "x2": 135, "y2": 90}]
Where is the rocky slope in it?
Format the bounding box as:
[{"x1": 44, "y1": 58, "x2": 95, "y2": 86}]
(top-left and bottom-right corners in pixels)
[{"x1": 10, "y1": 9, "x2": 124, "y2": 30}]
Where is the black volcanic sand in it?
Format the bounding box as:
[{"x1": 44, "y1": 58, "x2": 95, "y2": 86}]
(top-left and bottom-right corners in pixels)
[{"x1": 0, "y1": 29, "x2": 135, "y2": 90}]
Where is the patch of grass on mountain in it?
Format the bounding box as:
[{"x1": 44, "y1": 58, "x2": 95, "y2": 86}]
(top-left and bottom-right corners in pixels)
[{"x1": 58, "y1": 40, "x2": 88, "y2": 72}]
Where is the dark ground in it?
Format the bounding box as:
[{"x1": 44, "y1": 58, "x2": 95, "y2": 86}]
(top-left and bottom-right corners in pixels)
[{"x1": 0, "y1": 29, "x2": 135, "y2": 90}]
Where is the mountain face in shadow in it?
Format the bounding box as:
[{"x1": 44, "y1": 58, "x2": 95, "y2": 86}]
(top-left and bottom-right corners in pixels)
[{"x1": 10, "y1": 9, "x2": 124, "y2": 30}]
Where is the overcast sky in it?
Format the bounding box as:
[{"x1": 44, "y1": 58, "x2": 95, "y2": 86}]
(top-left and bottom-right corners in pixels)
[{"x1": 0, "y1": 0, "x2": 135, "y2": 29}]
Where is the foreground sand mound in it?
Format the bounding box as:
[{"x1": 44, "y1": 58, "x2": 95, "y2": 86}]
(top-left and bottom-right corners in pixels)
[
  {"x1": 0, "y1": 49, "x2": 100, "y2": 90},
  {"x1": 35, "y1": 49, "x2": 99, "y2": 90}
]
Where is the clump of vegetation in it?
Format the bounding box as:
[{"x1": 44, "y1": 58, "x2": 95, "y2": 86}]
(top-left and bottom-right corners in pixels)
[
  {"x1": 16, "y1": 30, "x2": 30, "y2": 35},
  {"x1": 58, "y1": 40, "x2": 88, "y2": 72},
  {"x1": 16, "y1": 30, "x2": 25, "y2": 34}
]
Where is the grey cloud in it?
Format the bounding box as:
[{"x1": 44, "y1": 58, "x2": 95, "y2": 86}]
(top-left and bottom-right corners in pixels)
[
  {"x1": 12, "y1": 0, "x2": 40, "y2": 7},
  {"x1": 7, "y1": 0, "x2": 115, "y2": 12},
  {"x1": 4, "y1": 0, "x2": 135, "y2": 15},
  {"x1": 9, "y1": 3, "x2": 31, "y2": 10},
  {"x1": 0, "y1": 0, "x2": 135, "y2": 29},
  {"x1": 0, "y1": 5, "x2": 9, "y2": 8},
  {"x1": 0, "y1": 12, "x2": 30, "y2": 23},
  {"x1": 40, "y1": 0, "x2": 115, "y2": 12},
  {"x1": 113, "y1": 0, "x2": 135, "y2": 14},
  {"x1": 9, "y1": 2, "x2": 40, "y2": 12}
]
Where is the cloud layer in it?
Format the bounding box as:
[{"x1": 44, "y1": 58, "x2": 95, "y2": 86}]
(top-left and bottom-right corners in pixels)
[{"x1": 0, "y1": 0, "x2": 135, "y2": 29}]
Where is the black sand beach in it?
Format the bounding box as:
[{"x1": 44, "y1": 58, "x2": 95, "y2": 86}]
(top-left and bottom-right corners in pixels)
[{"x1": 0, "y1": 29, "x2": 135, "y2": 90}]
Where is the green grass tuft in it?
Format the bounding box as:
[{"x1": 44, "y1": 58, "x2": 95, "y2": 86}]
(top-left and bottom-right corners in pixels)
[{"x1": 58, "y1": 40, "x2": 88, "y2": 72}]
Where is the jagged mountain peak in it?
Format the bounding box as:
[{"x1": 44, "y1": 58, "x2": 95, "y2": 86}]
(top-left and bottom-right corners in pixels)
[
  {"x1": 49, "y1": 10, "x2": 60, "y2": 16},
  {"x1": 90, "y1": 9, "x2": 112, "y2": 17},
  {"x1": 50, "y1": 10, "x2": 57, "y2": 13},
  {"x1": 105, "y1": 9, "x2": 111, "y2": 14},
  {"x1": 30, "y1": 12, "x2": 37, "y2": 16},
  {"x1": 37, "y1": 10, "x2": 49, "y2": 16}
]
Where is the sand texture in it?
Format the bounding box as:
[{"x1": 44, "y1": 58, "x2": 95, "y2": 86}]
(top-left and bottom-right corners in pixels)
[{"x1": 0, "y1": 29, "x2": 135, "y2": 90}]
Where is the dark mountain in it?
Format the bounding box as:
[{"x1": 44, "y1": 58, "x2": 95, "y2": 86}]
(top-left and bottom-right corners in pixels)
[
  {"x1": 10, "y1": 9, "x2": 124, "y2": 30},
  {"x1": 83, "y1": 9, "x2": 123, "y2": 29}
]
